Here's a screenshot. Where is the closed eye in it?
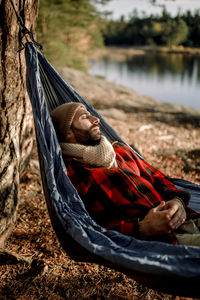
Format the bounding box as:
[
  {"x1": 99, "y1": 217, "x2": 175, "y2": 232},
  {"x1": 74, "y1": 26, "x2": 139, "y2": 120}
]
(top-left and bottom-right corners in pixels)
[
  {"x1": 82, "y1": 113, "x2": 90, "y2": 119},
  {"x1": 81, "y1": 113, "x2": 90, "y2": 119}
]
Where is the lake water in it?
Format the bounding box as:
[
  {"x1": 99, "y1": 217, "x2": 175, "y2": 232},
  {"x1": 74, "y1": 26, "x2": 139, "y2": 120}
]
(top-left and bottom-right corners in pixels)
[{"x1": 88, "y1": 52, "x2": 200, "y2": 110}]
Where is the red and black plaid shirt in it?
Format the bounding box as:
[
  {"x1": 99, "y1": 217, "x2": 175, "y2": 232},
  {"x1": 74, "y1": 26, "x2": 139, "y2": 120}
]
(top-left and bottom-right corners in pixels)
[{"x1": 63, "y1": 142, "x2": 199, "y2": 244}]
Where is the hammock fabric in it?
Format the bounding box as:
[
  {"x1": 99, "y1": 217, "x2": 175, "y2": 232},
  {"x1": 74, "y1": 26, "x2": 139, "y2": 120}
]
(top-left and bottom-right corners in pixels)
[{"x1": 25, "y1": 42, "x2": 200, "y2": 297}]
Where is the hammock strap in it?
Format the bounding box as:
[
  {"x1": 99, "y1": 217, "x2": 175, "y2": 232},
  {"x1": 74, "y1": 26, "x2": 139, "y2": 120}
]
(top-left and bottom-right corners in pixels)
[{"x1": 8, "y1": 0, "x2": 42, "y2": 51}]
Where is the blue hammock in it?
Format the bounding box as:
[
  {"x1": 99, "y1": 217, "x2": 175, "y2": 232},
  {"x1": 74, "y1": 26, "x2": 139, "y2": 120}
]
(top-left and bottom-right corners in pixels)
[{"x1": 25, "y1": 42, "x2": 200, "y2": 298}]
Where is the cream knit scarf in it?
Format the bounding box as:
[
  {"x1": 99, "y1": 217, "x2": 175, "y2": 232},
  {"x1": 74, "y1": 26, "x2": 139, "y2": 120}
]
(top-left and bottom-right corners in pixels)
[{"x1": 60, "y1": 136, "x2": 118, "y2": 169}]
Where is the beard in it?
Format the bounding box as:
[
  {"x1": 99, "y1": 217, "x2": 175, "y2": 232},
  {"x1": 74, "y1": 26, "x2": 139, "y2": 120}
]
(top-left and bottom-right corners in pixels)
[{"x1": 71, "y1": 125, "x2": 101, "y2": 146}]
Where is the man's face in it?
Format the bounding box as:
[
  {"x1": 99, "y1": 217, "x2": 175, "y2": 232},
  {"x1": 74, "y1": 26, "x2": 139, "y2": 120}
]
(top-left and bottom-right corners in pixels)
[{"x1": 71, "y1": 107, "x2": 101, "y2": 145}]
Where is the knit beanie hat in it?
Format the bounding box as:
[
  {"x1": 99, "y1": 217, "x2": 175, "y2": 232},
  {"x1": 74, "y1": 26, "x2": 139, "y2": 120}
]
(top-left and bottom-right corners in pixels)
[{"x1": 51, "y1": 102, "x2": 85, "y2": 142}]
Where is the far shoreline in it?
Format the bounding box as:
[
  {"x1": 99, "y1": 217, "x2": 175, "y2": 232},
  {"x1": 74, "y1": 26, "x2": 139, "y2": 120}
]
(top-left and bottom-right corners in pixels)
[{"x1": 90, "y1": 45, "x2": 200, "y2": 62}]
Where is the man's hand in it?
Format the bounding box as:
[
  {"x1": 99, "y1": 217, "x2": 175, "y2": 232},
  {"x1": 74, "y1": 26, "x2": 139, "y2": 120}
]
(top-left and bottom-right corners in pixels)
[
  {"x1": 162, "y1": 198, "x2": 186, "y2": 230},
  {"x1": 139, "y1": 199, "x2": 186, "y2": 239}
]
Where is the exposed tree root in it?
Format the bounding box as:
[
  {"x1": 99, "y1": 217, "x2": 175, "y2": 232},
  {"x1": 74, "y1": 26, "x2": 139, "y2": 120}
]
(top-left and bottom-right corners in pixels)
[{"x1": 0, "y1": 249, "x2": 32, "y2": 266}]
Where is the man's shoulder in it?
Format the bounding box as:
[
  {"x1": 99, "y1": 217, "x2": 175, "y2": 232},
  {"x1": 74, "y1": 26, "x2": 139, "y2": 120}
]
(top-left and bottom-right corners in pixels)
[
  {"x1": 112, "y1": 141, "x2": 127, "y2": 148},
  {"x1": 112, "y1": 141, "x2": 130, "y2": 152},
  {"x1": 112, "y1": 141, "x2": 142, "y2": 159}
]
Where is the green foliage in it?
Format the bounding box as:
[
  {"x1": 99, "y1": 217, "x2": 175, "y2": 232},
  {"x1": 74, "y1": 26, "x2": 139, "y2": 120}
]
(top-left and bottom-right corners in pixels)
[
  {"x1": 161, "y1": 18, "x2": 188, "y2": 47},
  {"x1": 182, "y1": 10, "x2": 200, "y2": 47},
  {"x1": 37, "y1": 0, "x2": 107, "y2": 69},
  {"x1": 103, "y1": 8, "x2": 200, "y2": 47}
]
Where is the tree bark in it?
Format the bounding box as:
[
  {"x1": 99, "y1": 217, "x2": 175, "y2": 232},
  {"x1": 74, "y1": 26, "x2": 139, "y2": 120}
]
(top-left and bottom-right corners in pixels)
[{"x1": 0, "y1": 0, "x2": 39, "y2": 248}]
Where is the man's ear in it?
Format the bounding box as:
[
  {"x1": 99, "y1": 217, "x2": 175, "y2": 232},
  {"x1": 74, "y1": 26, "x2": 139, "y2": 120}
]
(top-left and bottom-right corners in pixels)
[{"x1": 65, "y1": 128, "x2": 76, "y2": 143}]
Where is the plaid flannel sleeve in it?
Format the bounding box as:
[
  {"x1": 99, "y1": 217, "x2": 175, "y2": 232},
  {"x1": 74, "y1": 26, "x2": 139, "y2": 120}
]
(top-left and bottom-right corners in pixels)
[{"x1": 120, "y1": 144, "x2": 191, "y2": 206}]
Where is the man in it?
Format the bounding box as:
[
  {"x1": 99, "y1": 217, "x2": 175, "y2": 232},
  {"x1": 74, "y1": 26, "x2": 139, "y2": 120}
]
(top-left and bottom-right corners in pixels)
[{"x1": 51, "y1": 102, "x2": 200, "y2": 246}]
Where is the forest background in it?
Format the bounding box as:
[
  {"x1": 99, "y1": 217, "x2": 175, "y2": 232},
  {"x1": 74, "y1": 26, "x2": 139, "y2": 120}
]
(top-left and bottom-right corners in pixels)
[{"x1": 36, "y1": 0, "x2": 200, "y2": 70}]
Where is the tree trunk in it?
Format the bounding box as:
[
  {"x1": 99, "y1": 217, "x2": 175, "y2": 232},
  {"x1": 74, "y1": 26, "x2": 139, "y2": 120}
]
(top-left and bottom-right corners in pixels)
[{"x1": 0, "y1": 0, "x2": 39, "y2": 248}]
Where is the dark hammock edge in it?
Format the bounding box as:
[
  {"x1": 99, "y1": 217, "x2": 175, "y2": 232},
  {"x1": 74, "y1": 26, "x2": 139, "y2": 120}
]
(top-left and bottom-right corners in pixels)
[{"x1": 25, "y1": 42, "x2": 200, "y2": 298}]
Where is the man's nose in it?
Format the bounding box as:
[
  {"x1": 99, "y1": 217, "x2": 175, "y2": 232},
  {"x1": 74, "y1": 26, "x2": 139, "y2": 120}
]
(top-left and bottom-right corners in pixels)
[{"x1": 91, "y1": 115, "x2": 99, "y2": 125}]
